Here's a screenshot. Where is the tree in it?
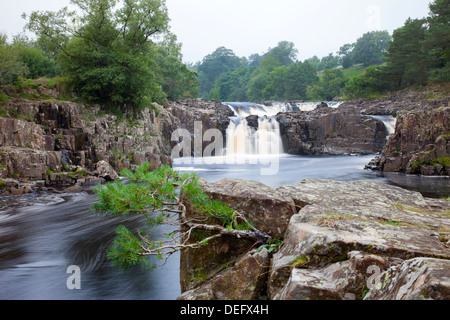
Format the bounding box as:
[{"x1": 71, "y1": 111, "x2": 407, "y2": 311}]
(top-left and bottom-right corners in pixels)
[
  {"x1": 426, "y1": 0, "x2": 450, "y2": 82},
  {"x1": 283, "y1": 61, "x2": 318, "y2": 100},
  {"x1": 263, "y1": 41, "x2": 298, "y2": 66},
  {"x1": 306, "y1": 68, "x2": 347, "y2": 101},
  {"x1": 197, "y1": 47, "x2": 243, "y2": 98},
  {"x1": 0, "y1": 34, "x2": 29, "y2": 85},
  {"x1": 338, "y1": 43, "x2": 355, "y2": 68},
  {"x1": 351, "y1": 31, "x2": 391, "y2": 67},
  {"x1": 92, "y1": 163, "x2": 271, "y2": 270},
  {"x1": 382, "y1": 18, "x2": 430, "y2": 88},
  {"x1": 26, "y1": 0, "x2": 172, "y2": 110},
  {"x1": 153, "y1": 34, "x2": 199, "y2": 101}
]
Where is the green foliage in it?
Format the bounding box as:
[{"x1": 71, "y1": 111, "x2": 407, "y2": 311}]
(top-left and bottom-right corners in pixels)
[
  {"x1": 92, "y1": 163, "x2": 254, "y2": 270},
  {"x1": 307, "y1": 69, "x2": 347, "y2": 101},
  {"x1": 197, "y1": 46, "x2": 245, "y2": 98},
  {"x1": 344, "y1": 66, "x2": 393, "y2": 98},
  {"x1": 25, "y1": 0, "x2": 197, "y2": 110},
  {"x1": 263, "y1": 40, "x2": 298, "y2": 67},
  {"x1": 344, "y1": 0, "x2": 450, "y2": 98},
  {"x1": 0, "y1": 34, "x2": 28, "y2": 85},
  {"x1": 410, "y1": 157, "x2": 450, "y2": 173},
  {"x1": 351, "y1": 31, "x2": 392, "y2": 67},
  {"x1": 382, "y1": 18, "x2": 431, "y2": 88},
  {"x1": 107, "y1": 225, "x2": 149, "y2": 270},
  {"x1": 196, "y1": 41, "x2": 302, "y2": 101},
  {"x1": 305, "y1": 53, "x2": 341, "y2": 72}
]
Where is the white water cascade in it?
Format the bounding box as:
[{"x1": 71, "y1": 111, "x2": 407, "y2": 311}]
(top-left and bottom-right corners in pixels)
[
  {"x1": 224, "y1": 101, "x2": 343, "y2": 157},
  {"x1": 368, "y1": 115, "x2": 397, "y2": 137}
]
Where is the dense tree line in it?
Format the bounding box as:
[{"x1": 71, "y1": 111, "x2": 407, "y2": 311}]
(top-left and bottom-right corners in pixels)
[
  {"x1": 194, "y1": 32, "x2": 393, "y2": 102},
  {"x1": 1, "y1": 0, "x2": 447, "y2": 109},
  {"x1": 344, "y1": 0, "x2": 449, "y2": 98},
  {"x1": 195, "y1": 0, "x2": 448, "y2": 102},
  {"x1": 1, "y1": 0, "x2": 198, "y2": 111}
]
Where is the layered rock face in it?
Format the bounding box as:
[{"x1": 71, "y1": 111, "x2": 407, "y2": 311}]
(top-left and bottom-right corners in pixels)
[
  {"x1": 0, "y1": 98, "x2": 172, "y2": 192},
  {"x1": 277, "y1": 106, "x2": 388, "y2": 155},
  {"x1": 180, "y1": 178, "x2": 450, "y2": 300},
  {"x1": 377, "y1": 107, "x2": 449, "y2": 176},
  {"x1": 341, "y1": 87, "x2": 450, "y2": 176},
  {"x1": 161, "y1": 99, "x2": 234, "y2": 156}
]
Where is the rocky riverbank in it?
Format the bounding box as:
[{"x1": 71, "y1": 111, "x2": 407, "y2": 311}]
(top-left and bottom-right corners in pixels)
[
  {"x1": 342, "y1": 85, "x2": 449, "y2": 176},
  {"x1": 178, "y1": 178, "x2": 450, "y2": 300},
  {"x1": 0, "y1": 93, "x2": 173, "y2": 194},
  {"x1": 277, "y1": 105, "x2": 388, "y2": 156}
]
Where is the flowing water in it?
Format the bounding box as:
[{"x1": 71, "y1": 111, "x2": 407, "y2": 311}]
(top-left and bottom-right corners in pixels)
[
  {"x1": 0, "y1": 102, "x2": 447, "y2": 300},
  {"x1": 224, "y1": 102, "x2": 343, "y2": 156}
]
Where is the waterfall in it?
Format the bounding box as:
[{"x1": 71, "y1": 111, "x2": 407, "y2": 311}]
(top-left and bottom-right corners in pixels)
[
  {"x1": 224, "y1": 101, "x2": 344, "y2": 156},
  {"x1": 225, "y1": 103, "x2": 284, "y2": 156},
  {"x1": 368, "y1": 115, "x2": 397, "y2": 137}
]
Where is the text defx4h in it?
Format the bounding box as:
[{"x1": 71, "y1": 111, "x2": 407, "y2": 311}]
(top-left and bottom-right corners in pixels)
[{"x1": 180, "y1": 304, "x2": 269, "y2": 317}]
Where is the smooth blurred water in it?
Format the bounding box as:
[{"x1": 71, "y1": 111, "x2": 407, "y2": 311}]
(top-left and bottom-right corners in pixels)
[
  {"x1": 0, "y1": 154, "x2": 447, "y2": 300},
  {"x1": 0, "y1": 190, "x2": 180, "y2": 300}
]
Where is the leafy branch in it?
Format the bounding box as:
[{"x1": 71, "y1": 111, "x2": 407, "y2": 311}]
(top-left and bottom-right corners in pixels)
[{"x1": 92, "y1": 162, "x2": 272, "y2": 270}]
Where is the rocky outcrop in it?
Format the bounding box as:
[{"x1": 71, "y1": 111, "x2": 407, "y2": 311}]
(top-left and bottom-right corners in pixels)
[
  {"x1": 178, "y1": 248, "x2": 270, "y2": 300},
  {"x1": 270, "y1": 179, "x2": 449, "y2": 300},
  {"x1": 0, "y1": 98, "x2": 172, "y2": 193},
  {"x1": 179, "y1": 178, "x2": 450, "y2": 300},
  {"x1": 161, "y1": 99, "x2": 234, "y2": 156},
  {"x1": 341, "y1": 86, "x2": 450, "y2": 116},
  {"x1": 179, "y1": 178, "x2": 297, "y2": 294},
  {"x1": 376, "y1": 107, "x2": 449, "y2": 176},
  {"x1": 363, "y1": 257, "x2": 450, "y2": 300},
  {"x1": 277, "y1": 106, "x2": 388, "y2": 155}
]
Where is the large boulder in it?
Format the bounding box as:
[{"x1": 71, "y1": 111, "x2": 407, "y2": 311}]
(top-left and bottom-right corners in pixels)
[
  {"x1": 377, "y1": 107, "x2": 449, "y2": 175},
  {"x1": 269, "y1": 179, "x2": 450, "y2": 299},
  {"x1": 95, "y1": 160, "x2": 119, "y2": 181},
  {"x1": 277, "y1": 106, "x2": 388, "y2": 156},
  {"x1": 200, "y1": 179, "x2": 298, "y2": 239},
  {"x1": 364, "y1": 258, "x2": 450, "y2": 300},
  {"x1": 273, "y1": 251, "x2": 402, "y2": 300},
  {"x1": 178, "y1": 248, "x2": 270, "y2": 300},
  {"x1": 179, "y1": 178, "x2": 297, "y2": 293}
]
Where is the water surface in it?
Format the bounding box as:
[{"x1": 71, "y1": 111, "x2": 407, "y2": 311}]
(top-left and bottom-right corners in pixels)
[{"x1": 0, "y1": 154, "x2": 447, "y2": 300}]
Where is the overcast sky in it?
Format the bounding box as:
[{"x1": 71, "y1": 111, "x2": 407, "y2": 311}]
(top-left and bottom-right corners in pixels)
[{"x1": 0, "y1": 0, "x2": 431, "y2": 63}]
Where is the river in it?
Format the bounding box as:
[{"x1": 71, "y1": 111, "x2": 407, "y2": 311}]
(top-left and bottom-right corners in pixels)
[
  {"x1": 1, "y1": 101, "x2": 448, "y2": 300},
  {"x1": 0, "y1": 154, "x2": 448, "y2": 300}
]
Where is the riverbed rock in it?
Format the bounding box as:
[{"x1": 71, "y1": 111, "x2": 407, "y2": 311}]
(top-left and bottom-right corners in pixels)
[
  {"x1": 178, "y1": 248, "x2": 270, "y2": 300},
  {"x1": 363, "y1": 257, "x2": 450, "y2": 300},
  {"x1": 277, "y1": 106, "x2": 388, "y2": 155},
  {"x1": 269, "y1": 179, "x2": 450, "y2": 299},
  {"x1": 95, "y1": 160, "x2": 119, "y2": 181},
  {"x1": 179, "y1": 178, "x2": 297, "y2": 293},
  {"x1": 162, "y1": 99, "x2": 234, "y2": 156},
  {"x1": 0, "y1": 96, "x2": 172, "y2": 182},
  {"x1": 377, "y1": 107, "x2": 449, "y2": 176}
]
